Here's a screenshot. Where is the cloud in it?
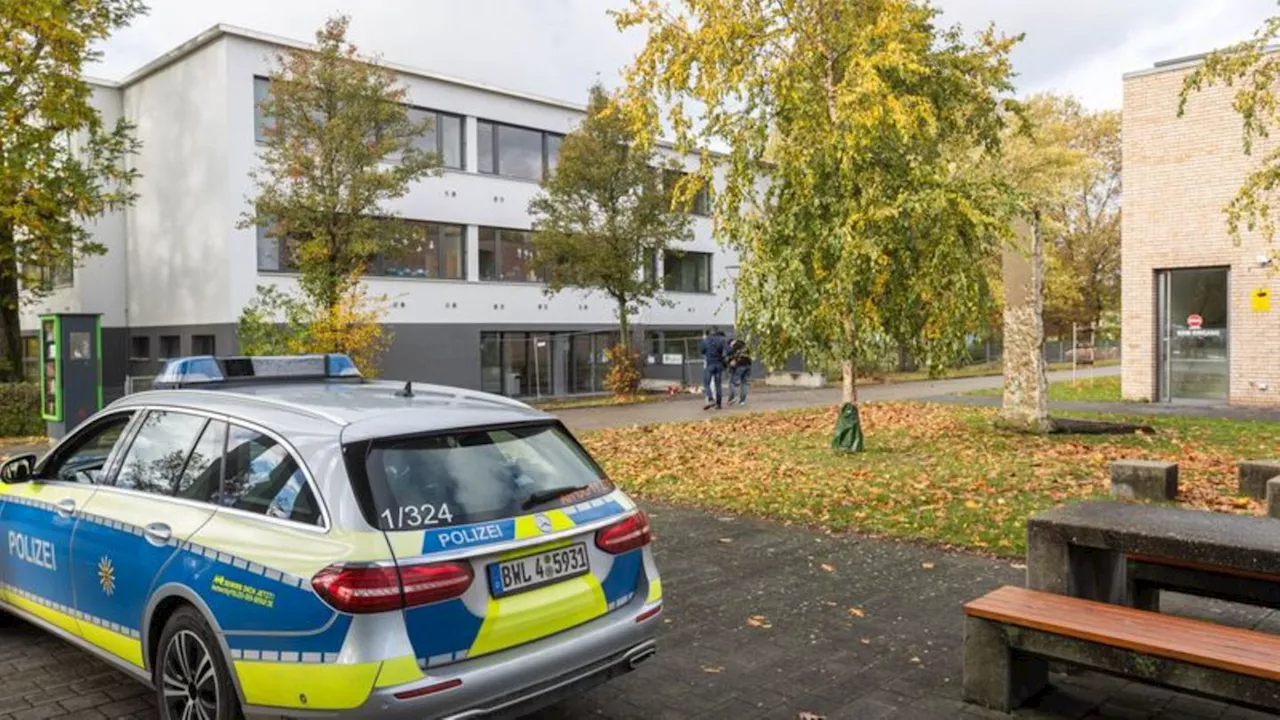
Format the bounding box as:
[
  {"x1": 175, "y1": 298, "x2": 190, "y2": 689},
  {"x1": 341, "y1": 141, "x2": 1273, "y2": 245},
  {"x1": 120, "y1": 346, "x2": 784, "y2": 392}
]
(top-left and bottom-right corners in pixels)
[{"x1": 91, "y1": 0, "x2": 1276, "y2": 109}]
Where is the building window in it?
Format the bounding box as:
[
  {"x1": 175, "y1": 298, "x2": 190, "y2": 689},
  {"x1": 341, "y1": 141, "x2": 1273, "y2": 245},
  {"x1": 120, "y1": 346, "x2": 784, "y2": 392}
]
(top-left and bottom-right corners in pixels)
[
  {"x1": 129, "y1": 336, "x2": 150, "y2": 361},
  {"x1": 256, "y1": 224, "x2": 306, "y2": 273},
  {"x1": 479, "y1": 227, "x2": 542, "y2": 283},
  {"x1": 24, "y1": 259, "x2": 74, "y2": 292},
  {"x1": 479, "y1": 332, "x2": 553, "y2": 397},
  {"x1": 254, "y1": 76, "x2": 274, "y2": 143},
  {"x1": 373, "y1": 222, "x2": 466, "y2": 280},
  {"x1": 663, "y1": 251, "x2": 712, "y2": 293},
  {"x1": 645, "y1": 330, "x2": 704, "y2": 365},
  {"x1": 406, "y1": 107, "x2": 464, "y2": 170},
  {"x1": 191, "y1": 335, "x2": 216, "y2": 355},
  {"x1": 475, "y1": 120, "x2": 564, "y2": 182},
  {"x1": 159, "y1": 335, "x2": 181, "y2": 360},
  {"x1": 663, "y1": 170, "x2": 711, "y2": 216}
]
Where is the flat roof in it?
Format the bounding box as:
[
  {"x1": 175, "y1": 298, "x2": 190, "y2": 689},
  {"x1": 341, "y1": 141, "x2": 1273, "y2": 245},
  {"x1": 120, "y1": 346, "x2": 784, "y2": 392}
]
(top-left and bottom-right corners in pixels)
[
  {"x1": 111, "y1": 23, "x2": 588, "y2": 113},
  {"x1": 1125, "y1": 43, "x2": 1280, "y2": 81}
]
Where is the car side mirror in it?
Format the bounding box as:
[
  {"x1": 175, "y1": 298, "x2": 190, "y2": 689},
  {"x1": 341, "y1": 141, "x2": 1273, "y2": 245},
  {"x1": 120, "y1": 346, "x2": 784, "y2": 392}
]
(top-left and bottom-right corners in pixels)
[{"x1": 0, "y1": 454, "x2": 37, "y2": 484}]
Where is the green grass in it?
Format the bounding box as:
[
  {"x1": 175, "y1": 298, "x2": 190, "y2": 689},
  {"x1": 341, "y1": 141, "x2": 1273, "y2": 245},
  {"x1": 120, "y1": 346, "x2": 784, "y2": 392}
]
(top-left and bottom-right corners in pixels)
[
  {"x1": 966, "y1": 374, "x2": 1124, "y2": 403},
  {"x1": 583, "y1": 402, "x2": 1269, "y2": 557}
]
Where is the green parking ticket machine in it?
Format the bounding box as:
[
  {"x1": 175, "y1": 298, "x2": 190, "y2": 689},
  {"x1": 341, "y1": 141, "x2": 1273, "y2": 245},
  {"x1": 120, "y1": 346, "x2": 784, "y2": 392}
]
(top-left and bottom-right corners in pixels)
[{"x1": 39, "y1": 313, "x2": 103, "y2": 440}]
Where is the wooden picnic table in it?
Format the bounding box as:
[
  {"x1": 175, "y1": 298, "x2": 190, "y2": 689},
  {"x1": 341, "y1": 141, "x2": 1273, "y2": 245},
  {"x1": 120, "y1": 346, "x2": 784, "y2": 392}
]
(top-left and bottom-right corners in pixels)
[{"x1": 1025, "y1": 500, "x2": 1280, "y2": 610}]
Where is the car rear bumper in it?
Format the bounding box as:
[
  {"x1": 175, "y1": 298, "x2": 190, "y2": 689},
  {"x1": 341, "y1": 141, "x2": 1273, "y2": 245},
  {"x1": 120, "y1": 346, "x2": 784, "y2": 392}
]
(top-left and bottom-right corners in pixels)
[{"x1": 246, "y1": 595, "x2": 661, "y2": 720}]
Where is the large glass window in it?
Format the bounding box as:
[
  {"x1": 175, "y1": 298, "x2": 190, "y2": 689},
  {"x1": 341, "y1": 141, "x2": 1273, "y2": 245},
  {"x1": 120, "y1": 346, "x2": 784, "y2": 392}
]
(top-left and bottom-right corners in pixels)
[
  {"x1": 476, "y1": 120, "x2": 563, "y2": 181},
  {"x1": 375, "y1": 222, "x2": 466, "y2": 280},
  {"x1": 479, "y1": 227, "x2": 541, "y2": 283},
  {"x1": 221, "y1": 425, "x2": 321, "y2": 525},
  {"x1": 480, "y1": 332, "x2": 556, "y2": 397},
  {"x1": 406, "y1": 107, "x2": 464, "y2": 170},
  {"x1": 663, "y1": 170, "x2": 711, "y2": 216},
  {"x1": 663, "y1": 251, "x2": 713, "y2": 293},
  {"x1": 256, "y1": 225, "x2": 303, "y2": 273},
  {"x1": 645, "y1": 330, "x2": 704, "y2": 365},
  {"x1": 254, "y1": 77, "x2": 274, "y2": 143}
]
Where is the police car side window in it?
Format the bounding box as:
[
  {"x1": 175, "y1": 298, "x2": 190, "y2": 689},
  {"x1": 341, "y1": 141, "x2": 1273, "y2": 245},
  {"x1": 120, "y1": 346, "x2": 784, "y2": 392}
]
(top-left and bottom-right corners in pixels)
[
  {"x1": 220, "y1": 425, "x2": 320, "y2": 526},
  {"x1": 114, "y1": 410, "x2": 210, "y2": 498},
  {"x1": 44, "y1": 412, "x2": 135, "y2": 485}
]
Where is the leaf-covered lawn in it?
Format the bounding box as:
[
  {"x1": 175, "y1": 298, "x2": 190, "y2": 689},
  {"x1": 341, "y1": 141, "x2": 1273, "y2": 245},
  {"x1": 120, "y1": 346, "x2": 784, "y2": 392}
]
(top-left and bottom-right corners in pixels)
[
  {"x1": 966, "y1": 374, "x2": 1124, "y2": 403},
  {"x1": 581, "y1": 403, "x2": 1274, "y2": 557}
]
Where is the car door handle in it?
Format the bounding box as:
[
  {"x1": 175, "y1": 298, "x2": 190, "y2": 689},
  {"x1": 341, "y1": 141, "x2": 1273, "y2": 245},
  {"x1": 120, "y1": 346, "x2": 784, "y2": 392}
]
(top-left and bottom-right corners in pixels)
[
  {"x1": 143, "y1": 522, "x2": 172, "y2": 547},
  {"x1": 54, "y1": 498, "x2": 76, "y2": 518}
]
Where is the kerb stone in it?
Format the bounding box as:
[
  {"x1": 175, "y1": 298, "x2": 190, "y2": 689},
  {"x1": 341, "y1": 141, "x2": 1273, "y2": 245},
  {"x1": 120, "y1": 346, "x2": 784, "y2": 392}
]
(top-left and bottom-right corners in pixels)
[
  {"x1": 1110, "y1": 460, "x2": 1178, "y2": 502},
  {"x1": 1238, "y1": 460, "x2": 1280, "y2": 500}
]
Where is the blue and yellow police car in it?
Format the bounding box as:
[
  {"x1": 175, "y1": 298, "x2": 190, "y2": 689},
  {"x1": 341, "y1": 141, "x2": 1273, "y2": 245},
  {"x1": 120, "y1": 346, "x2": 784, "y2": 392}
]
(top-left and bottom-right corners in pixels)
[{"x1": 0, "y1": 354, "x2": 661, "y2": 719}]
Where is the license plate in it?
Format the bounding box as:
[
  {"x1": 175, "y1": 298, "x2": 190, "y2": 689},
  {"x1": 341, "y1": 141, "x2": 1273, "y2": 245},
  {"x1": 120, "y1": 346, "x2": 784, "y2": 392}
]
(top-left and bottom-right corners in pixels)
[{"x1": 488, "y1": 543, "x2": 590, "y2": 597}]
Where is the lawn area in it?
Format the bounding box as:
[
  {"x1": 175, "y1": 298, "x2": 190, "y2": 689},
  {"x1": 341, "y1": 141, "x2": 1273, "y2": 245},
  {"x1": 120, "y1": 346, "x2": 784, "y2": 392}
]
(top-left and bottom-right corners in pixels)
[
  {"x1": 966, "y1": 374, "x2": 1123, "y2": 403},
  {"x1": 581, "y1": 402, "x2": 1271, "y2": 557}
]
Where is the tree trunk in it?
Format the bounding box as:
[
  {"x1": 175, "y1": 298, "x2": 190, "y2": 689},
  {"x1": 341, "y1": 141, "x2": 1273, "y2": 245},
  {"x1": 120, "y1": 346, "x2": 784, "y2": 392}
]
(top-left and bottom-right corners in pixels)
[
  {"x1": 841, "y1": 315, "x2": 858, "y2": 404},
  {"x1": 616, "y1": 297, "x2": 630, "y2": 352},
  {"x1": 998, "y1": 213, "x2": 1052, "y2": 433},
  {"x1": 0, "y1": 221, "x2": 23, "y2": 382}
]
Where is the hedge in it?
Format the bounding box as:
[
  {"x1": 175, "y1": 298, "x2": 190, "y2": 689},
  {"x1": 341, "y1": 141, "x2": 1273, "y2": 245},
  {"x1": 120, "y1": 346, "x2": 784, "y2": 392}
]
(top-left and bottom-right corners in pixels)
[{"x1": 0, "y1": 383, "x2": 44, "y2": 438}]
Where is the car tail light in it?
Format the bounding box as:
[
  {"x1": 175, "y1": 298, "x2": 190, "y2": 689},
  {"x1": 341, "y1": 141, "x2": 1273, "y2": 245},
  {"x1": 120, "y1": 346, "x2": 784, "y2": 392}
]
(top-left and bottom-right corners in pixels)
[
  {"x1": 398, "y1": 562, "x2": 474, "y2": 608},
  {"x1": 312, "y1": 562, "x2": 473, "y2": 614},
  {"x1": 595, "y1": 511, "x2": 652, "y2": 555}
]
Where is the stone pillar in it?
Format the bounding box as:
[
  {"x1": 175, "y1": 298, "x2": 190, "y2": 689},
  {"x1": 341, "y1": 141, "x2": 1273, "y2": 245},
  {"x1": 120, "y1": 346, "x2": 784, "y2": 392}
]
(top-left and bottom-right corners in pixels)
[
  {"x1": 998, "y1": 215, "x2": 1052, "y2": 433},
  {"x1": 1238, "y1": 460, "x2": 1280, "y2": 500},
  {"x1": 1110, "y1": 460, "x2": 1179, "y2": 502}
]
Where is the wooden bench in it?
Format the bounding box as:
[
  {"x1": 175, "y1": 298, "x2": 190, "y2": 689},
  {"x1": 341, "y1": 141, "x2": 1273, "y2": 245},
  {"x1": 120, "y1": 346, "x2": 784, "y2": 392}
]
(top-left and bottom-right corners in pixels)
[{"x1": 963, "y1": 586, "x2": 1280, "y2": 713}]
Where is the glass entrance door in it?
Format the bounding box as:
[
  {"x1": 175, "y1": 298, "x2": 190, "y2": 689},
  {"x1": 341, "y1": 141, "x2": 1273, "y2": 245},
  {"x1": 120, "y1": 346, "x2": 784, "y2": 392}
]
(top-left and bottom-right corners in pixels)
[{"x1": 1157, "y1": 268, "x2": 1229, "y2": 402}]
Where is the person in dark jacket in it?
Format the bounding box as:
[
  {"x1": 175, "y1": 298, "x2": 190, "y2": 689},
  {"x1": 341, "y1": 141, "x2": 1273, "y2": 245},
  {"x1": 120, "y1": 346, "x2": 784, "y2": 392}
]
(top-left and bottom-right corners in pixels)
[
  {"x1": 700, "y1": 327, "x2": 728, "y2": 410},
  {"x1": 726, "y1": 337, "x2": 752, "y2": 406}
]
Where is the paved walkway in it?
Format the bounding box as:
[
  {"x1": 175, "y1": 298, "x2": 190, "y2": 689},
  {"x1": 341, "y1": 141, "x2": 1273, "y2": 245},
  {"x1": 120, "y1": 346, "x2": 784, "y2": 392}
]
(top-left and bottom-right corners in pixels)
[
  {"x1": 557, "y1": 366, "x2": 1120, "y2": 432},
  {"x1": 0, "y1": 502, "x2": 1271, "y2": 720}
]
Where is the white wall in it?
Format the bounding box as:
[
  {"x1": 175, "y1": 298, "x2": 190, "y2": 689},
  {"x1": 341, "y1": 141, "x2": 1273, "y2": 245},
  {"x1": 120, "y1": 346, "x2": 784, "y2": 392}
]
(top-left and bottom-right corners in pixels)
[
  {"x1": 20, "y1": 83, "x2": 130, "y2": 330},
  {"x1": 212, "y1": 34, "x2": 735, "y2": 329},
  {"x1": 124, "y1": 39, "x2": 232, "y2": 327}
]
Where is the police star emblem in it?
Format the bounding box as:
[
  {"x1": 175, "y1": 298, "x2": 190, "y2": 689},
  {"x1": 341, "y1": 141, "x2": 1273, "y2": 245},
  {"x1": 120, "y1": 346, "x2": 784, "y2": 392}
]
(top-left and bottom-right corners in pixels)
[{"x1": 97, "y1": 556, "x2": 116, "y2": 596}]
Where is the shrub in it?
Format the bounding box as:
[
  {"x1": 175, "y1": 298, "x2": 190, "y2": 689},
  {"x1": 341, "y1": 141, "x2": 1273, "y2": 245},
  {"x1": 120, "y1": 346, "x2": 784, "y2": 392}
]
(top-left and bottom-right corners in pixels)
[
  {"x1": 0, "y1": 383, "x2": 45, "y2": 438},
  {"x1": 604, "y1": 344, "x2": 643, "y2": 397}
]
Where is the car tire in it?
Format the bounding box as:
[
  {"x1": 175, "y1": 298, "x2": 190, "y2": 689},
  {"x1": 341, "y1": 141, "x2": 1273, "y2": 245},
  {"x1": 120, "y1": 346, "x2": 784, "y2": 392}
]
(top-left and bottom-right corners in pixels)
[{"x1": 153, "y1": 606, "x2": 243, "y2": 720}]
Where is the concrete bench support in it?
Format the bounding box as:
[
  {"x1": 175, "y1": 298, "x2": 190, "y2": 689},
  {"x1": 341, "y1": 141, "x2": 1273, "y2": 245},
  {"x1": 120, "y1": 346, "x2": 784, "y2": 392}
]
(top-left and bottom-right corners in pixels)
[
  {"x1": 962, "y1": 617, "x2": 1048, "y2": 711},
  {"x1": 1110, "y1": 460, "x2": 1178, "y2": 502},
  {"x1": 1268, "y1": 478, "x2": 1280, "y2": 520},
  {"x1": 1238, "y1": 460, "x2": 1280, "y2": 500}
]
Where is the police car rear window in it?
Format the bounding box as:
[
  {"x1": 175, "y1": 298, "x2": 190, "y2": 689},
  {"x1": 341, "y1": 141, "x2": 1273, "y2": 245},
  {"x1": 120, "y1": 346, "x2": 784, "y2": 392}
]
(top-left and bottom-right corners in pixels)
[{"x1": 344, "y1": 422, "x2": 613, "y2": 532}]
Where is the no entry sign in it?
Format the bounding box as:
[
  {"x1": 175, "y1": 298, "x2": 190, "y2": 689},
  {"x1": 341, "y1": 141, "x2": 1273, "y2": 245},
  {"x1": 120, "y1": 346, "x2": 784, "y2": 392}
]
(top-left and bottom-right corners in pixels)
[{"x1": 1187, "y1": 314, "x2": 1203, "y2": 330}]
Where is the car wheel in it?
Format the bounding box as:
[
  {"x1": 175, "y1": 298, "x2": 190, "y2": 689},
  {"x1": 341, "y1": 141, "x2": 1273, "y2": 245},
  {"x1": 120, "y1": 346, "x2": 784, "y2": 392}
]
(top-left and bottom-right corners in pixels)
[{"x1": 154, "y1": 606, "x2": 242, "y2": 720}]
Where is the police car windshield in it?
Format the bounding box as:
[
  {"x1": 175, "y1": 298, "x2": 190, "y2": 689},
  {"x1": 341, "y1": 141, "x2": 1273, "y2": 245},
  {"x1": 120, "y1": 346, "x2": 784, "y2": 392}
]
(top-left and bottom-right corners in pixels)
[{"x1": 347, "y1": 422, "x2": 614, "y2": 532}]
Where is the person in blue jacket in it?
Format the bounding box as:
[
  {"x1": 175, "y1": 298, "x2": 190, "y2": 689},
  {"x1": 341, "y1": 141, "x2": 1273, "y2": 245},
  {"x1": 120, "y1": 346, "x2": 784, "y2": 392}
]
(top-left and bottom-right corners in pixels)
[{"x1": 700, "y1": 327, "x2": 728, "y2": 410}]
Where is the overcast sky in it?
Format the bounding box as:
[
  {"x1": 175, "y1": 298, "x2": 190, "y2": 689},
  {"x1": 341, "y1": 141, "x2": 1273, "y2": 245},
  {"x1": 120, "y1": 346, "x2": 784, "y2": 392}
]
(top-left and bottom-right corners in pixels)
[{"x1": 90, "y1": 0, "x2": 1277, "y2": 110}]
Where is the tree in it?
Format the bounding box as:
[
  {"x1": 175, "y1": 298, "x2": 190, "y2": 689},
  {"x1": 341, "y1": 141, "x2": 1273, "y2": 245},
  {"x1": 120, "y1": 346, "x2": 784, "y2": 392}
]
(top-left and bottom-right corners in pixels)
[
  {"x1": 242, "y1": 14, "x2": 439, "y2": 313},
  {"x1": 237, "y1": 281, "x2": 393, "y2": 375},
  {"x1": 990, "y1": 93, "x2": 1088, "y2": 432},
  {"x1": 529, "y1": 83, "x2": 691, "y2": 354},
  {"x1": 615, "y1": 0, "x2": 1020, "y2": 410},
  {"x1": 0, "y1": 0, "x2": 144, "y2": 379},
  {"x1": 1179, "y1": 14, "x2": 1280, "y2": 246},
  {"x1": 1037, "y1": 98, "x2": 1121, "y2": 335}
]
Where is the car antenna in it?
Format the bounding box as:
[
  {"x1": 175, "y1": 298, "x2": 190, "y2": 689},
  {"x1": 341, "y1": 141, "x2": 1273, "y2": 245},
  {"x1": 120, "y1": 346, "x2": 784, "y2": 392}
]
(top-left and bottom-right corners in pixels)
[{"x1": 398, "y1": 380, "x2": 414, "y2": 398}]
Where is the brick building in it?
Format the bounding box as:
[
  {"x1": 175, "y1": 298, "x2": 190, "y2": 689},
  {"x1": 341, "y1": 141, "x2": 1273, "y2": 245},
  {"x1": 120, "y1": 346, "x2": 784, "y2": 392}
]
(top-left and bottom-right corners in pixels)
[{"x1": 1122, "y1": 52, "x2": 1280, "y2": 406}]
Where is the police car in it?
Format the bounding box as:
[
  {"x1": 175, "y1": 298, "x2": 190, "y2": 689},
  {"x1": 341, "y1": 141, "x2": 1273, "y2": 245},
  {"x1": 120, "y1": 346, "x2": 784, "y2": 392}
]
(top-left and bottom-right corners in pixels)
[{"x1": 0, "y1": 354, "x2": 661, "y2": 719}]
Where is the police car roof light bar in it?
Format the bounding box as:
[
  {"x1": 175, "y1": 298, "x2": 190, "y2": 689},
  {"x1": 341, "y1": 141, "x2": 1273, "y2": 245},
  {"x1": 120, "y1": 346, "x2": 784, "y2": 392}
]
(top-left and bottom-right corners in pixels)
[{"x1": 153, "y1": 353, "x2": 363, "y2": 389}]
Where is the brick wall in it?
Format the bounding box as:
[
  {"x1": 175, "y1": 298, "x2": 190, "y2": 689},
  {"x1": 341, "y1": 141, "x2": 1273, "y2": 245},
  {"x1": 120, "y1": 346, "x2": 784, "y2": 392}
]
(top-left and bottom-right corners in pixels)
[{"x1": 1122, "y1": 60, "x2": 1280, "y2": 406}]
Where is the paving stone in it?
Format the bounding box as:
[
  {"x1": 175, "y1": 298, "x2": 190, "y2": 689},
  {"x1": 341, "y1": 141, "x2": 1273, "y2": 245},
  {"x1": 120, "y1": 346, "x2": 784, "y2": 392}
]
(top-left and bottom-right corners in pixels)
[{"x1": 0, "y1": 502, "x2": 1266, "y2": 720}]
